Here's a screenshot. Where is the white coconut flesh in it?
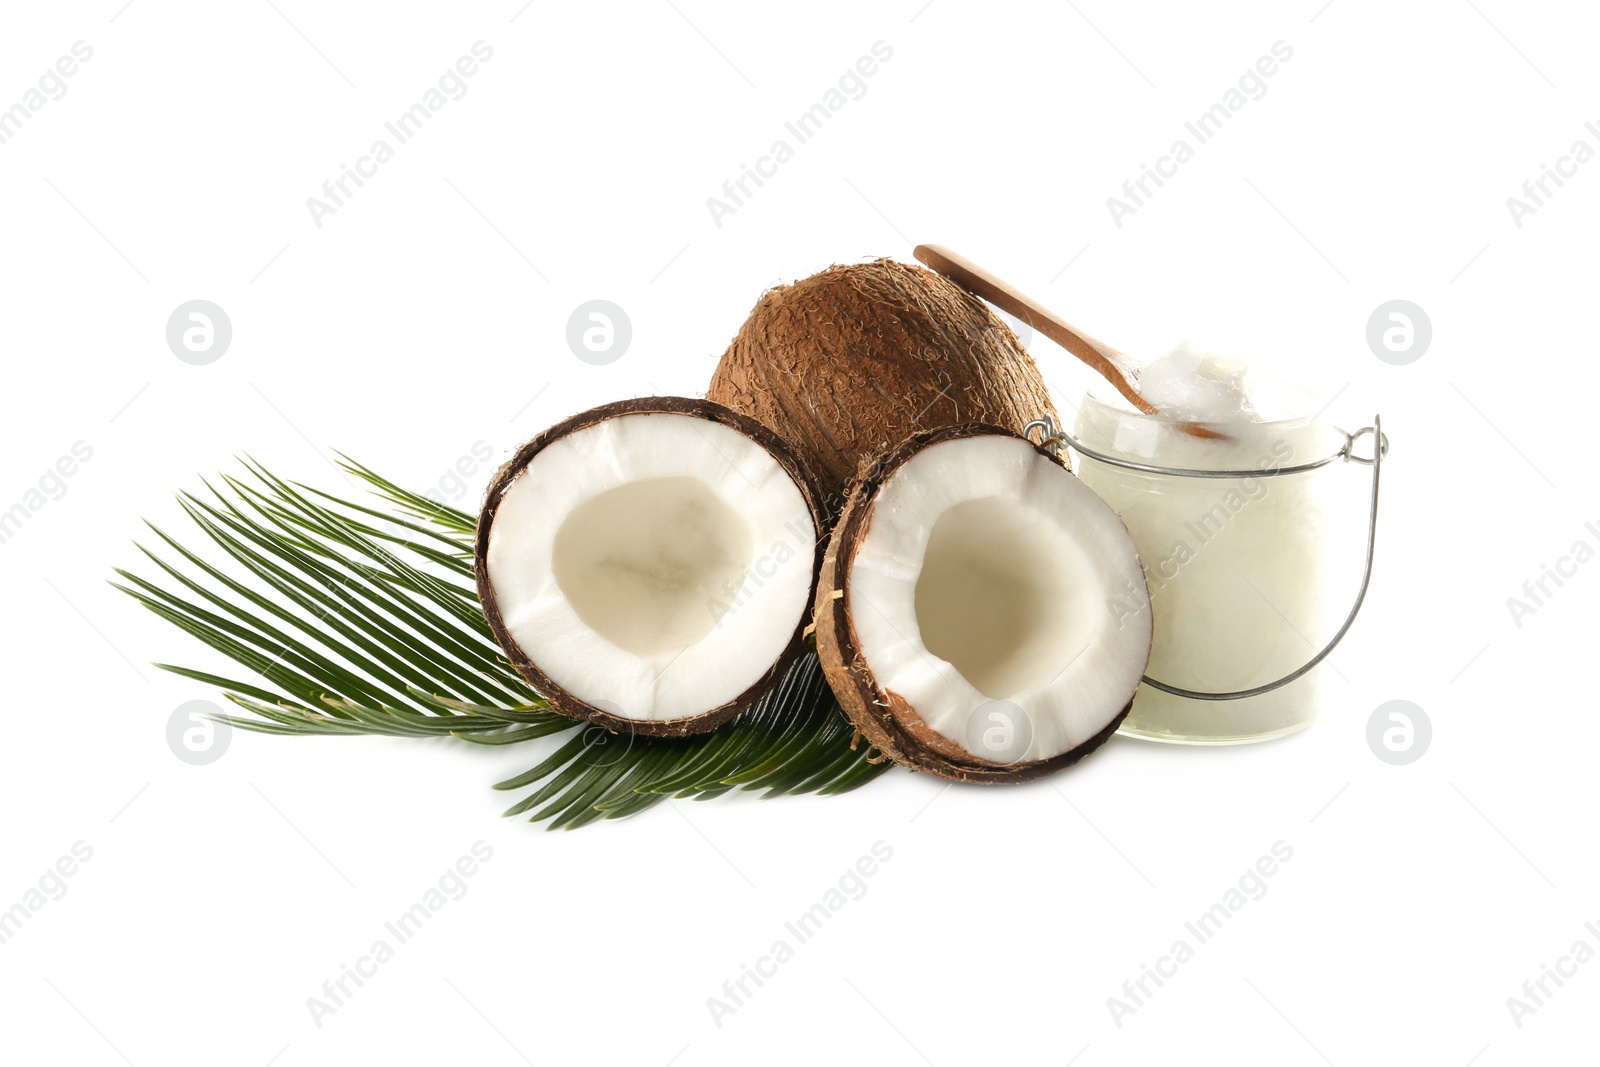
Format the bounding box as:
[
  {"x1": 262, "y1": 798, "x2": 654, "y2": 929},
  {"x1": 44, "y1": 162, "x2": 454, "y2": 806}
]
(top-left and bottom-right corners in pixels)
[
  {"x1": 485, "y1": 411, "x2": 816, "y2": 723},
  {"x1": 848, "y1": 434, "x2": 1152, "y2": 763}
]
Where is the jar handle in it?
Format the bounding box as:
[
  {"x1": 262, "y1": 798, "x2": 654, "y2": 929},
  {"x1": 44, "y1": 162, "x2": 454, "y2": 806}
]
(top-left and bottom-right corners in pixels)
[{"x1": 1137, "y1": 415, "x2": 1387, "y2": 701}]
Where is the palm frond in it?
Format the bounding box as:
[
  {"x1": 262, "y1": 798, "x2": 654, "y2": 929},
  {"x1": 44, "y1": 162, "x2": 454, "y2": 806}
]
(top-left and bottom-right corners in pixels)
[{"x1": 115, "y1": 458, "x2": 891, "y2": 827}]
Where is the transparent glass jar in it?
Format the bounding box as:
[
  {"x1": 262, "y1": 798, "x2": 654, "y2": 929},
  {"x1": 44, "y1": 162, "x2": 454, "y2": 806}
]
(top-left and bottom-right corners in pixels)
[{"x1": 1071, "y1": 386, "x2": 1371, "y2": 744}]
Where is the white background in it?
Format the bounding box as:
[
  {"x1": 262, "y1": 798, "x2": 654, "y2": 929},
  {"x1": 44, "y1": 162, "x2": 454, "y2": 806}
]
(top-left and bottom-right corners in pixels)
[{"x1": 2, "y1": 1, "x2": 1596, "y2": 1064}]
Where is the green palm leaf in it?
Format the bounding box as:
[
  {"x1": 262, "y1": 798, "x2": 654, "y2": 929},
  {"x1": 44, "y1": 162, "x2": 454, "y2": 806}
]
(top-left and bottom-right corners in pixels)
[{"x1": 114, "y1": 459, "x2": 892, "y2": 827}]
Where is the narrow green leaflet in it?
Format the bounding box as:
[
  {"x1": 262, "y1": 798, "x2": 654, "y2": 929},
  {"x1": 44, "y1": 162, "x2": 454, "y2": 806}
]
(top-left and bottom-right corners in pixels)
[{"x1": 114, "y1": 459, "x2": 891, "y2": 827}]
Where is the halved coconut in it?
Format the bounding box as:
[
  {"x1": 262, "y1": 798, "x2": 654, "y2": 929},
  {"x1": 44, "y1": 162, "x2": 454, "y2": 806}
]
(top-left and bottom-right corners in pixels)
[
  {"x1": 475, "y1": 398, "x2": 824, "y2": 737},
  {"x1": 815, "y1": 424, "x2": 1153, "y2": 782}
]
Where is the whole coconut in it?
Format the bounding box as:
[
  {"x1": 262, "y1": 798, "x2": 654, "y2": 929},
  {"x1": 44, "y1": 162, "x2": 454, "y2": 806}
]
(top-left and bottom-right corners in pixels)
[{"x1": 707, "y1": 258, "x2": 1061, "y2": 513}]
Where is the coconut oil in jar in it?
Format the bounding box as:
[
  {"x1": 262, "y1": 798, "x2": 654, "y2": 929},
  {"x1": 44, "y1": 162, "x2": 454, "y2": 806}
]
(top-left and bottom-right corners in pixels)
[{"x1": 1073, "y1": 357, "x2": 1355, "y2": 743}]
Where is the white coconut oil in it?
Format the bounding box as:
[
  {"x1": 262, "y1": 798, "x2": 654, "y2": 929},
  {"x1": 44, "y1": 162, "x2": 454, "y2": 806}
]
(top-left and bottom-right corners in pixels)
[{"x1": 1073, "y1": 355, "x2": 1354, "y2": 743}]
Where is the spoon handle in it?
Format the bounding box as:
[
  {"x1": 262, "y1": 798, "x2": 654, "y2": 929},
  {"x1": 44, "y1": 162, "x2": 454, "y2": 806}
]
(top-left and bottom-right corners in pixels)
[{"x1": 913, "y1": 244, "x2": 1157, "y2": 416}]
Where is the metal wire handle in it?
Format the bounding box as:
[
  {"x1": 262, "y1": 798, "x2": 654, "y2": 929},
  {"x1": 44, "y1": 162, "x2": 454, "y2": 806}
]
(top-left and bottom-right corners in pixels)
[{"x1": 1024, "y1": 413, "x2": 1387, "y2": 702}]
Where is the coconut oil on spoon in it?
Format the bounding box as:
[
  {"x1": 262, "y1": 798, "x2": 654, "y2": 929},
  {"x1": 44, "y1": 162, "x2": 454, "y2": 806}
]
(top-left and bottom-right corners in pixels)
[{"x1": 913, "y1": 244, "x2": 1226, "y2": 440}]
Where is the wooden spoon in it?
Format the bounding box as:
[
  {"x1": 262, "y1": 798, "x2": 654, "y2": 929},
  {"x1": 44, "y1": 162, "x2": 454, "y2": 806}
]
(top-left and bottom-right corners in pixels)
[{"x1": 913, "y1": 244, "x2": 1224, "y2": 439}]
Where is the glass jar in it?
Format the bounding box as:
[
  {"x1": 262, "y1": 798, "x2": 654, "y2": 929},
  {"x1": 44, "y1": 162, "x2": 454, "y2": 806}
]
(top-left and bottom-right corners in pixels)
[{"x1": 1071, "y1": 385, "x2": 1375, "y2": 744}]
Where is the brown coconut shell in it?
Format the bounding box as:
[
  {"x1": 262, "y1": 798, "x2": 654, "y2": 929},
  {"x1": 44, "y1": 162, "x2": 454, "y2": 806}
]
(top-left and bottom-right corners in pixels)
[
  {"x1": 475, "y1": 396, "x2": 827, "y2": 738},
  {"x1": 813, "y1": 423, "x2": 1136, "y2": 783},
  {"x1": 707, "y1": 258, "x2": 1061, "y2": 517}
]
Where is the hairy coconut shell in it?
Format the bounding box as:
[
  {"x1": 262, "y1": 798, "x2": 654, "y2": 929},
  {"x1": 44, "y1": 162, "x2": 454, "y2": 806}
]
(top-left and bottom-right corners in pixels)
[
  {"x1": 707, "y1": 259, "x2": 1061, "y2": 515},
  {"x1": 475, "y1": 396, "x2": 827, "y2": 738},
  {"x1": 813, "y1": 423, "x2": 1135, "y2": 783}
]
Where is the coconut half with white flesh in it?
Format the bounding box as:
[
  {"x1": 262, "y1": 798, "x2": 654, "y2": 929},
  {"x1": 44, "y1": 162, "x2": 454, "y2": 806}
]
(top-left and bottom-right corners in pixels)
[
  {"x1": 475, "y1": 398, "x2": 825, "y2": 737},
  {"x1": 815, "y1": 424, "x2": 1153, "y2": 782}
]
